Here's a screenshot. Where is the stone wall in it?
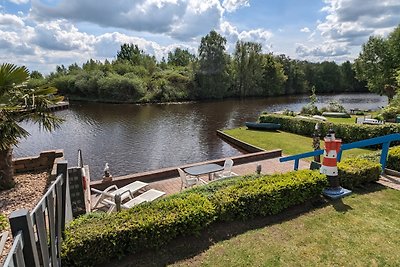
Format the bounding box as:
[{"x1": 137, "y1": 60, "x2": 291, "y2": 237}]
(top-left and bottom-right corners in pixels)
[{"x1": 13, "y1": 150, "x2": 64, "y2": 173}]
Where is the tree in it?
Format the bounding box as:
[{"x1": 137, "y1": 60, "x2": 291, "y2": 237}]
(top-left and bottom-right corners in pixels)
[
  {"x1": 232, "y1": 41, "x2": 264, "y2": 97},
  {"x1": 260, "y1": 53, "x2": 287, "y2": 96},
  {"x1": 354, "y1": 25, "x2": 400, "y2": 100},
  {"x1": 196, "y1": 30, "x2": 229, "y2": 98},
  {"x1": 0, "y1": 63, "x2": 63, "y2": 189},
  {"x1": 30, "y1": 70, "x2": 43, "y2": 79},
  {"x1": 167, "y1": 48, "x2": 195, "y2": 67}
]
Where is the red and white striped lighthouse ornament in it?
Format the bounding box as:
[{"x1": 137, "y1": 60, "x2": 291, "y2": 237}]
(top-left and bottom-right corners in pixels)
[
  {"x1": 320, "y1": 129, "x2": 352, "y2": 198},
  {"x1": 320, "y1": 129, "x2": 341, "y2": 178}
]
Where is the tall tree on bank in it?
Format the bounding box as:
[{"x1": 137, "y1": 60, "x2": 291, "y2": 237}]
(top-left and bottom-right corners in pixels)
[
  {"x1": 195, "y1": 30, "x2": 229, "y2": 99},
  {"x1": 354, "y1": 25, "x2": 400, "y2": 100},
  {"x1": 167, "y1": 48, "x2": 195, "y2": 67},
  {"x1": 233, "y1": 41, "x2": 263, "y2": 97},
  {"x1": 261, "y1": 54, "x2": 287, "y2": 96},
  {"x1": 0, "y1": 63, "x2": 63, "y2": 190}
]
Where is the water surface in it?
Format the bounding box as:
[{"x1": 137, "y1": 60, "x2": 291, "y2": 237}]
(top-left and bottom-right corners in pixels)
[{"x1": 14, "y1": 93, "x2": 387, "y2": 179}]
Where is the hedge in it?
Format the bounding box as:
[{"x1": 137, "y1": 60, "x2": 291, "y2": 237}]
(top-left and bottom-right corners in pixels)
[
  {"x1": 62, "y1": 193, "x2": 216, "y2": 266},
  {"x1": 61, "y1": 160, "x2": 381, "y2": 266},
  {"x1": 338, "y1": 158, "x2": 381, "y2": 189},
  {"x1": 259, "y1": 114, "x2": 400, "y2": 143},
  {"x1": 62, "y1": 170, "x2": 327, "y2": 266},
  {"x1": 387, "y1": 146, "x2": 400, "y2": 171},
  {"x1": 355, "y1": 145, "x2": 400, "y2": 172}
]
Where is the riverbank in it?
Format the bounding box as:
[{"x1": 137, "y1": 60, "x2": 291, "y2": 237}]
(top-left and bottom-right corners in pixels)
[{"x1": 221, "y1": 128, "x2": 372, "y2": 159}]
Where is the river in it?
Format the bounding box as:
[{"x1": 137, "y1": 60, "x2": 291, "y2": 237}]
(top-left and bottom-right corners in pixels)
[{"x1": 14, "y1": 93, "x2": 387, "y2": 180}]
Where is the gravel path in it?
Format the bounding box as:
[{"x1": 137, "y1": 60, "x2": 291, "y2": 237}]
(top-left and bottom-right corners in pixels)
[{"x1": 0, "y1": 171, "x2": 50, "y2": 263}]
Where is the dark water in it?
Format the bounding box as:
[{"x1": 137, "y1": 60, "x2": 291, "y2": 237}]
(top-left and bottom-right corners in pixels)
[{"x1": 14, "y1": 93, "x2": 387, "y2": 179}]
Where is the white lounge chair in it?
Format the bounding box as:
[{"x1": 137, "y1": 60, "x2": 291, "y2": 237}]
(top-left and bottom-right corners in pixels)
[
  {"x1": 178, "y1": 168, "x2": 207, "y2": 191},
  {"x1": 91, "y1": 180, "x2": 148, "y2": 210},
  {"x1": 105, "y1": 189, "x2": 166, "y2": 213},
  {"x1": 214, "y1": 159, "x2": 238, "y2": 180}
]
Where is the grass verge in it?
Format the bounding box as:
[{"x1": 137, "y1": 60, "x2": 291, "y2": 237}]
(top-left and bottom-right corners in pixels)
[
  {"x1": 172, "y1": 186, "x2": 400, "y2": 267},
  {"x1": 223, "y1": 128, "x2": 372, "y2": 159}
]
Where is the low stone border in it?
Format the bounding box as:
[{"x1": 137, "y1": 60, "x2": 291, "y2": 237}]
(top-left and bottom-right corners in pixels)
[
  {"x1": 91, "y1": 149, "x2": 282, "y2": 191},
  {"x1": 384, "y1": 168, "x2": 400, "y2": 177},
  {"x1": 13, "y1": 150, "x2": 64, "y2": 174},
  {"x1": 216, "y1": 130, "x2": 265, "y2": 153}
]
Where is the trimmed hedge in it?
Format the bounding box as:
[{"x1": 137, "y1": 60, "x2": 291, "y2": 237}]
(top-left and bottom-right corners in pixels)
[
  {"x1": 259, "y1": 114, "x2": 400, "y2": 143},
  {"x1": 62, "y1": 170, "x2": 327, "y2": 266},
  {"x1": 211, "y1": 170, "x2": 327, "y2": 221},
  {"x1": 387, "y1": 145, "x2": 400, "y2": 171},
  {"x1": 62, "y1": 160, "x2": 381, "y2": 266},
  {"x1": 338, "y1": 158, "x2": 381, "y2": 189},
  {"x1": 62, "y1": 193, "x2": 216, "y2": 266}
]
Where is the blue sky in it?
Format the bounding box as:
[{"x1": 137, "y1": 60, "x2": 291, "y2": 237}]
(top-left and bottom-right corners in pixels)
[{"x1": 0, "y1": 0, "x2": 399, "y2": 73}]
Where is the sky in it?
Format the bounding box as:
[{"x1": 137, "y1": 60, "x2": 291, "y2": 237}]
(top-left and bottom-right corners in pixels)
[{"x1": 0, "y1": 0, "x2": 399, "y2": 74}]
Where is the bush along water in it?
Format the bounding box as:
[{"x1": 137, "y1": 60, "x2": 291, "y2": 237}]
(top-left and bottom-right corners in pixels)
[
  {"x1": 61, "y1": 161, "x2": 381, "y2": 266},
  {"x1": 259, "y1": 114, "x2": 400, "y2": 143}
]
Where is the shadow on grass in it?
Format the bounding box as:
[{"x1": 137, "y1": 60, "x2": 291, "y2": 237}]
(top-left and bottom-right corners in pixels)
[{"x1": 100, "y1": 183, "x2": 387, "y2": 267}]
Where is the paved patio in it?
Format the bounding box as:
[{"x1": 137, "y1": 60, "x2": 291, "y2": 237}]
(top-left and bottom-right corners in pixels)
[{"x1": 148, "y1": 157, "x2": 309, "y2": 195}]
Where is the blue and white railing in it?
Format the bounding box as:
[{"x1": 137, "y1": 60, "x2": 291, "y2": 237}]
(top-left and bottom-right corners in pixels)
[{"x1": 280, "y1": 133, "x2": 400, "y2": 172}]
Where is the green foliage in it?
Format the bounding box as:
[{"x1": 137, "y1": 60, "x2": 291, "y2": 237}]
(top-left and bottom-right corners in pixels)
[
  {"x1": 196, "y1": 30, "x2": 230, "y2": 99},
  {"x1": 259, "y1": 114, "x2": 400, "y2": 143},
  {"x1": 379, "y1": 91, "x2": 400, "y2": 120},
  {"x1": 300, "y1": 86, "x2": 320, "y2": 115},
  {"x1": 167, "y1": 48, "x2": 195, "y2": 67},
  {"x1": 354, "y1": 25, "x2": 400, "y2": 99},
  {"x1": 387, "y1": 145, "x2": 400, "y2": 171},
  {"x1": 62, "y1": 193, "x2": 216, "y2": 266},
  {"x1": 62, "y1": 170, "x2": 328, "y2": 266},
  {"x1": 211, "y1": 170, "x2": 327, "y2": 221},
  {"x1": 321, "y1": 100, "x2": 347, "y2": 113},
  {"x1": 338, "y1": 159, "x2": 381, "y2": 189},
  {"x1": 0, "y1": 213, "x2": 8, "y2": 232},
  {"x1": 98, "y1": 73, "x2": 145, "y2": 101}
]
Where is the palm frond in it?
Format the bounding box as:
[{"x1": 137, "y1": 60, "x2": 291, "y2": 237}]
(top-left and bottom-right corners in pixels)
[{"x1": 0, "y1": 63, "x2": 29, "y2": 95}]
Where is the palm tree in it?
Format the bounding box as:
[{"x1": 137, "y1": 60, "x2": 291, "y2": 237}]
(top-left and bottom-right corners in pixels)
[{"x1": 0, "y1": 63, "x2": 63, "y2": 190}]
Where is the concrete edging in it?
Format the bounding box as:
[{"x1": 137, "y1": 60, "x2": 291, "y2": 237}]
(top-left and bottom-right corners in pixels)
[{"x1": 216, "y1": 130, "x2": 265, "y2": 153}]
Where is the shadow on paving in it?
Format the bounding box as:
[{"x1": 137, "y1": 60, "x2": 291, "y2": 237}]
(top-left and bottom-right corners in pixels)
[{"x1": 99, "y1": 183, "x2": 386, "y2": 267}]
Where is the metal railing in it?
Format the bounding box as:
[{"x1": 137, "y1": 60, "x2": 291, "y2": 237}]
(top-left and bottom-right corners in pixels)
[
  {"x1": 280, "y1": 133, "x2": 400, "y2": 171},
  {"x1": 3, "y1": 161, "x2": 70, "y2": 267}
]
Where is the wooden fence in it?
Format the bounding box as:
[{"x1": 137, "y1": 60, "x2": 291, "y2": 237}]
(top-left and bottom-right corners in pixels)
[{"x1": 3, "y1": 161, "x2": 72, "y2": 267}]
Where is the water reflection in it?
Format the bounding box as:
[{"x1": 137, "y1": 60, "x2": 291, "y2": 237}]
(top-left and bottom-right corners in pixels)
[{"x1": 14, "y1": 93, "x2": 387, "y2": 179}]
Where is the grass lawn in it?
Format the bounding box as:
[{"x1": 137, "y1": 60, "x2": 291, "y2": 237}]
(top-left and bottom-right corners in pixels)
[
  {"x1": 172, "y1": 187, "x2": 400, "y2": 267},
  {"x1": 326, "y1": 116, "x2": 358, "y2": 124},
  {"x1": 223, "y1": 128, "x2": 372, "y2": 159}
]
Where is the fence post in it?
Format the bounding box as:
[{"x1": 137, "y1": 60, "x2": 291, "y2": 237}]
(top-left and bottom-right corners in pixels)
[
  {"x1": 115, "y1": 194, "x2": 122, "y2": 212},
  {"x1": 57, "y1": 160, "x2": 68, "y2": 234},
  {"x1": 9, "y1": 209, "x2": 40, "y2": 266},
  {"x1": 380, "y1": 141, "x2": 391, "y2": 172}
]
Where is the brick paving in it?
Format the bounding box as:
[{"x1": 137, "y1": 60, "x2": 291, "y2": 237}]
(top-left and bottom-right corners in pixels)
[
  {"x1": 148, "y1": 157, "x2": 309, "y2": 195},
  {"x1": 377, "y1": 174, "x2": 400, "y2": 190}
]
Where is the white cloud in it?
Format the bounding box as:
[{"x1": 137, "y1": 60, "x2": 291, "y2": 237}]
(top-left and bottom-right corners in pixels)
[
  {"x1": 0, "y1": 13, "x2": 25, "y2": 28},
  {"x1": 222, "y1": 0, "x2": 250, "y2": 12},
  {"x1": 318, "y1": 0, "x2": 400, "y2": 45},
  {"x1": 7, "y1": 0, "x2": 30, "y2": 4},
  {"x1": 295, "y1": 42, "x2": 350, "y2": 58},
  {"x1": 300, "y1": 27, "x2": 310, "y2": 33},
  {"x1": 220, "y1": 21, "x2": 273, "y2": 52},
  {"x1": 31, "y1": 0, "x2": 224, "y2": 41}
]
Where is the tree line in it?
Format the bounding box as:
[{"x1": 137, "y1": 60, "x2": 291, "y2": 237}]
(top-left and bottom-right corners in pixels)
[{"x1": 28, "y1": 30, "x2": 369, "y2": 103}]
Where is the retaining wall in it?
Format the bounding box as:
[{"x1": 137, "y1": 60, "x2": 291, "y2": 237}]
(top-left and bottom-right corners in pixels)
[{"x1": 13, "y1": 150, "x2": 64, "y2": 173}]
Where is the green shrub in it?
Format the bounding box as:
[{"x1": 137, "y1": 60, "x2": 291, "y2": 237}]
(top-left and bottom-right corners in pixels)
[
  {"x1": 0, "y1": 214, "x2": 8, "y2": 232},
  {"x1": 210, "y1": 170, "x2": 327, "y2": 221},
  {"x1": 338, "y1": 159, "x2": 381, "y2": 189},
  {"x1": 259, "y1": 114, "x2": 400, "y2": 143},
  {"x1": 320, "y1": 100, "x2": 347, "y2": 113},
  {"x1": 62, "y1": 193, "x2": 216, "y2": 266},
  {"x1": 62, "y1": 163, "x2": 381, "y2": 266},
  {"x1": 387, "y1": 145, "x2": 400, "y2": 171}
]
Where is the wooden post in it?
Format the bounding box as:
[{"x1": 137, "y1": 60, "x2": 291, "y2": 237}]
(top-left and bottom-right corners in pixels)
[
  {"x1": 9, "y1": 209, "x2": 40, "y2": 266},
  {"x1": 115, "y1": 194, "x2": 122, "y2": 212}
]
